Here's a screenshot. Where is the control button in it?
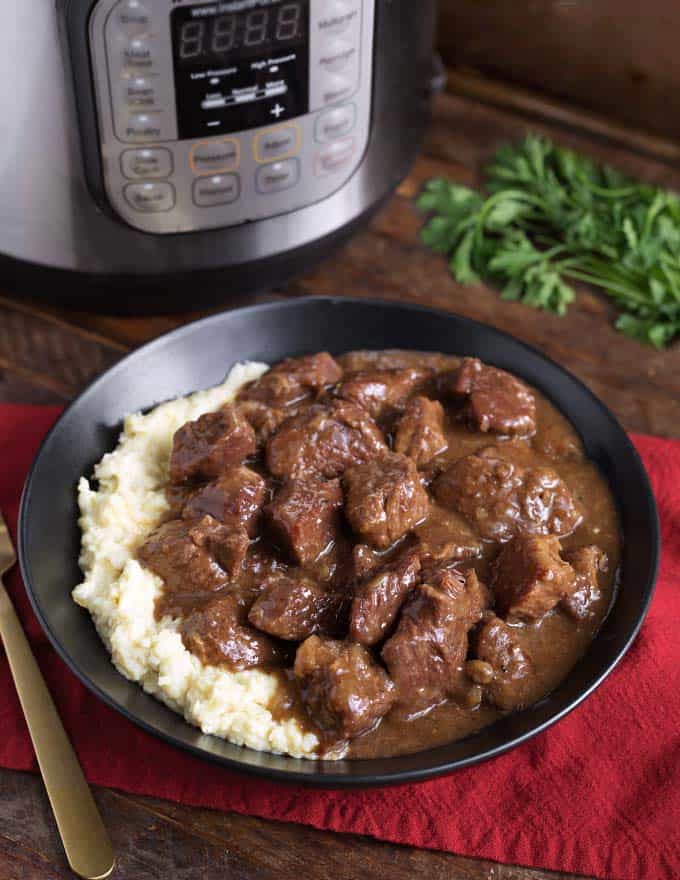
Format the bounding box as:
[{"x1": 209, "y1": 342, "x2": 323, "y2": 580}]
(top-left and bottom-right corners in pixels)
[
  {"x1": 123, "y1": 111, "x2": 163, "y2": 141},
  {"x1": 120, "y1": 147, "x2": 172, "y2": 179},
  {"x1": 122, "y1": 76, "x2": 158, "y2": 108},
  {"x1": 319, "y1": 73, "x2": 355, "y2": 106},
  {"x1": 316, "y1": 1, "x2": 360, "y2": 36},
  {"x1": 114, "y1": 0, "x2": 151, "y2": 37},
  {"x1": 318, "y1": 41, "x2": 356, "y2": 73},
  {"x1": 192, "y1": 174, "x2": 241, "y2": 207},
  {"x1": 189, "y1": 139, "x2": 240, "y2": 175},
  {"x1": 122, "y1": 38, "x2": 155, "y2": 70},
  {"x1": 315, "y1": 103, "x2": 356, "y2": 142},
  {"x1": 315, "y1": 137, "x2": 356, "y2": 176},
  {"x1": 124, "y1": 181, "x2": 175, "y2": 212},
  {"x1": 254, "y1": 124, "x2": 301, "y2": 163},
  {"x1": 256, "y1": 159, "x2": 300, "y2": 194}
]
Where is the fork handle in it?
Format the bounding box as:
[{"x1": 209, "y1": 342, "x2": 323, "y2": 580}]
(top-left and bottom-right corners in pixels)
[{"x1": 0, "y1": 580, "x2": 115, "y2": 879}]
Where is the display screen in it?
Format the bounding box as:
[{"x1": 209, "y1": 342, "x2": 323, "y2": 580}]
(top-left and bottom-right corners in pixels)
[{"x1": 171, "y1": 0, "x2": 310, "y2": 140}]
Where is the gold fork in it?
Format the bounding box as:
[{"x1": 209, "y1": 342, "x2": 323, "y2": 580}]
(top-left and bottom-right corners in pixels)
[{"x1": 0, "y1": 510, "x2": 115, "y2": 879}]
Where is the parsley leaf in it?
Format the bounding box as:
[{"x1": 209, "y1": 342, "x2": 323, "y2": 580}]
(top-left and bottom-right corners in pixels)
[{"x1": 418, "y1": 134, "x2": 680, "y2": 347}]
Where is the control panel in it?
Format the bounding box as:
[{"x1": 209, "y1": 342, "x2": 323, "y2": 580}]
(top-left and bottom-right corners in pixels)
[{"x1": 87, "y1": 0, "x2": 374, "y2": 234}]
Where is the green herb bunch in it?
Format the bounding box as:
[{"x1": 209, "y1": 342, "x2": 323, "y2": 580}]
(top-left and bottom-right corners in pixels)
[{"x1": 418, "y1": 134, "x2": 680, "y2": 347}]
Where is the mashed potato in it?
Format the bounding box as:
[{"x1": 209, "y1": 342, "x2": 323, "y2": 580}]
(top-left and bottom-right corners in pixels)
[{"x1": 73, "y1": 363, "x2": 320, "y2": 759}]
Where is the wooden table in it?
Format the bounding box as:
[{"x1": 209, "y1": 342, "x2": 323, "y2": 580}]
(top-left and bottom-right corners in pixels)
[{"x1": 2, "y1": 79, "x2": 678, "y2": 880}]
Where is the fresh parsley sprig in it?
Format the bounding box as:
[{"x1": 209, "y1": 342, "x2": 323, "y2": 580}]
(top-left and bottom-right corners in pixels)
[{"x1": 417, "y1": 134, "x2": 680, "y2": 347}]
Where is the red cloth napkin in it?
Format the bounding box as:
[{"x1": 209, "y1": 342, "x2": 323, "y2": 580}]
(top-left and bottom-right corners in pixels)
[{"x1": 1, "y1": 403, "x2": 679, "y2": 880}]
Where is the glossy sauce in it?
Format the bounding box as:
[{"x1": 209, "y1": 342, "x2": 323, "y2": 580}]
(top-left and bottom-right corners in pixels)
[{"x1": 151, "y1": 350, "x2": 621, "y2": 759}]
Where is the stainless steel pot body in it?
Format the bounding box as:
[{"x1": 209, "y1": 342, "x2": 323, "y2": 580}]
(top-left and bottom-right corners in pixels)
[{"x1": 0, "y1": 1, "x2": 436, "y2": 302}]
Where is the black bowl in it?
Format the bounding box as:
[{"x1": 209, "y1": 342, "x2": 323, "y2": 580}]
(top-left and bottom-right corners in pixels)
[{"x1": 19, "y1": 297, "x2": 659, "y2": 787}]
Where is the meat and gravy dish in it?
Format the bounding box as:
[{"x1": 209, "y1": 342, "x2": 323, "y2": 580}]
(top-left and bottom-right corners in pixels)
[{"x1": 74, "y1": 351, "x2": 620, "y2": 759}]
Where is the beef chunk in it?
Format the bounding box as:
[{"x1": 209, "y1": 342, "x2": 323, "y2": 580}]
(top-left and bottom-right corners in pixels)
[
  {"x1": 182, "y1": 466, "x2": 266, "y2": 535},
  {"x1": 248, "y1": 573, "x2": 339, "y2": 640},
  {"x1": 473, "y1": 615, "x2": 534, "y2": 709},
  {"x1": 426, "y1": 565, "x2": 490, "y2": 627},
  {"x1": 492, "y1": 535, "x2": 577, "y2": 621},
  {"x1": 434, "y1": 445, "x2": 582, "y2": 542},
  {"x1": 165, "y1": 482, "x2": 198, "y2": 517},
  {"x1": 561, "y1": 546, "x2": 607, "y2": 619},
  {"x1": 335, "y1": 368, "x2": 427, "y2": 419},
  {"x1": 351, "y1": 543, "x2": 383, "y2": 582},
  {"x1": 446, "y1": 357, "x2": 537, "y2": 437},
  {"x1": 137, "y1": 520, "x2": 228, "y2": 594},
  {"x1": 294, "y1": 636, "x2": 396, "y2": 739},
  {"x1": 414, "y1": 505, "x2": 482, "y2": 564},
  {"x1": 343, "y1": 453, "x2": 429, "y2": 549},
  {"x1": 382, "y1": 584, "x2": 468, "y2": 716},
  {"x1": 169, "y1": 405, "x2": 256, "y2": 483},
  {"x1": 349, "y1": 550, "x2": 421, "y2": 645},
  {"x1": 266, "y1": 400, "x2": 387, "y2": 480},
  {"x1": 393, "y1": 396, "x2": 448, "y2": 466},
  {"x1": 188, "y1": 517, "x2": 249, "y2": 579},
  {"x1": 238, "y1": 352, "x2": 342, "y2": 408},
  {"x1": 265, "y1": 478, "x2": 342, "y2": 566},
  {"x1": 181, "y1": 591, "x2": 281, "y2": 670},
  {"x1": 236, "y1": 400, "x2": 289, "y2": 444}
]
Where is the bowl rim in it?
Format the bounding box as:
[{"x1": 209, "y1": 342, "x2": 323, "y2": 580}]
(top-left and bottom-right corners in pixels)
[{"x1": 18, "y1": 295, "x2": 661, "y2": 787}]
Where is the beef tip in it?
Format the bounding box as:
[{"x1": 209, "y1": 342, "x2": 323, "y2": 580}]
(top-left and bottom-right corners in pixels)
[
  {"x1": 248, "y1": 573, "x2": 340, "y2": 640},
  {"x1": 434, "y1": 445, "x2": 582, "y2": 542},
  {"x1": 236, "y1": 400, "x2": 289, "y2": 444},
  {"x1": 188, "y1": 517, "x2": 249, "y2": 579},
  {"x1": 351, "y1": 543, "x2": 384, "y2": 582},
  {"x1": 414, "y1": 505, "x2": 482, "y2": 564},
  {"x1": 271, "y1": 352, "x2": 342, "y2": 388},
  {"x1": 266, "y1": 400, "x2": 387, "y2": 480},
  {"x1": 137, "y1": 520, "x2": 228, "y2": 594},
  {"x1": 349, "y1": 550, "x2": 421, "y2": 645},
  {"x1": 382, "y1": 584, "x2": 469, "y2": 716},
  {"x1": 238, "y1": 352, "x2": 342, "y2": 408},
  {"x1": 426, "y1": 565, "x2": 490, "y2": 627},
  {"x1": 182, "y1": 466, "x2": 266, "y2": 535},
  {"x1": 294, "y1": 635, "x2": 396, "y2": 739},
  {"x1": 169, "y1": 404, "x2": 256, "y2": 483},
  {"x1": 393, "y1": 395, "x2": 448, "y2": 466},
  {"x1": 265, "y1": 478, "x2": 342, "y2": 566},
  {"x1": 445, "y1": 357, "x2": 537, "y2": 437},
  {"x1": 165, "y1": 482, "x2": 197, "y2": 517},
  {"x1": 181, "y1": 591, "x2": 281, "y2": 670},
  {"x1": 343, "y1": 453, "x2": 429, "y2": 549},
  {"x1": 473, "y1": 615, "x2": 534, "y2": 710},
  {"x1": 335, "y1": 368, "x2": 428, "y2": 419},
  {"x1": 491, "y1": 535, "x2": 577, "y2": 621},
  {"x1": 561, "y1": 546, "x2": 607, "y2": 619}
]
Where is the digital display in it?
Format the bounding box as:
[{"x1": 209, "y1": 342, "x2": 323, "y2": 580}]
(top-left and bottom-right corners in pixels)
[{"x1": 171, "y1": 1, "x2": 310, "y2": 140}]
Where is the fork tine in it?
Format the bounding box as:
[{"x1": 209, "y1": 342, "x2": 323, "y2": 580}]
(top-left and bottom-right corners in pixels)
[{"x1": 0, "y1": 508, "x2": 17, "y2": 575}]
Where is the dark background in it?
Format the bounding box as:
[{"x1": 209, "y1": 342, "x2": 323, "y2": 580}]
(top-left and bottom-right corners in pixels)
[{"x1": 438, "y1": 0, "x2": 680, "y2": 142}]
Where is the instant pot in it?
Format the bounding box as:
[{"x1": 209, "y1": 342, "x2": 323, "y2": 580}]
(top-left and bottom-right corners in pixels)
[{"x1": 1, "y1": 0, "x2": 438, "y2": 307}]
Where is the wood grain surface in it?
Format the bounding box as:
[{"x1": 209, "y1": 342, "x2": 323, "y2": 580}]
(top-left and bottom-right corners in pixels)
[
  {"x1": 1, "y1": 80, "x2": 677, "y2": 879},
  {"x1": 438, "y1": 0, "x2": 680, "y2": 143}
]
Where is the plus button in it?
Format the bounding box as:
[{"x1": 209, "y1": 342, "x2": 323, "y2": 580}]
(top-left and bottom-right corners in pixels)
[{"x1": 270, "y1": 103, "x2": 285, "y2": 118}]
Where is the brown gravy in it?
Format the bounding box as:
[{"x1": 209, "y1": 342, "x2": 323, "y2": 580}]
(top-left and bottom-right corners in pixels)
[{"x1": 146, "y1": 350, "x2": 620, "y2": 760}]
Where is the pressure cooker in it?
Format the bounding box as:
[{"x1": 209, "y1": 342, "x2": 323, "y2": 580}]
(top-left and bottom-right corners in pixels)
[{"x1": 0, "y1": 1, "x2": 438, "y2": 306}]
